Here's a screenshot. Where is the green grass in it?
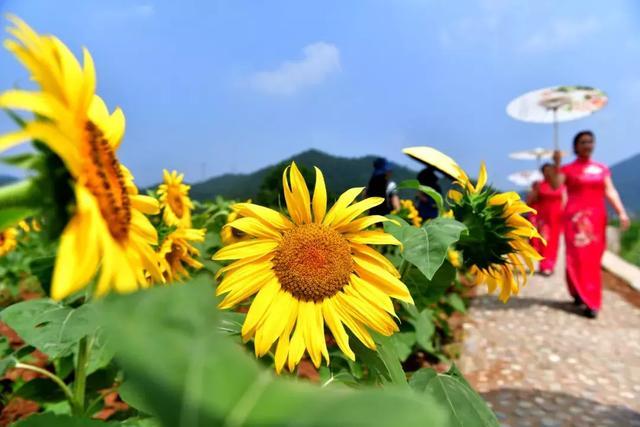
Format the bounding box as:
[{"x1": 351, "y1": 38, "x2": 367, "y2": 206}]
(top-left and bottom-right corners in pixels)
[{"x1": 621, "y1": 221, "x2": 640, "y2": 267}]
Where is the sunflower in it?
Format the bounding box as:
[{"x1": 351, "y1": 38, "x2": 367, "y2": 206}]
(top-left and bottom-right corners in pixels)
[
  {"x1": 0, "y1": 228, "x2": 18, "y2": 257},
  {"x1": 213, "y1": 162, "x2": 413, "y2": 373},
  {"x1": 220, "y1": 211, "x2": 251, "y2": 246},
  {"x1": 0, "y1": 17, "x2": 163, "y2": 299},
  {"x1": 407, "y1": 146, "x2": 542, "y2": 302},
  {"x1": 393, "y1": 199, "x2": 422, "y2": 227},
  {"x1": 158, "y1": 228, "x2": 205, "y2": 282},
  {"x1": 157, "y1": 169, "x2": 193, "y2": 228}
]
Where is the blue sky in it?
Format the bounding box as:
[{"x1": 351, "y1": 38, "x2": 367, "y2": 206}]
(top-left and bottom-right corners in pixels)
[{"x1": 1, "y1": 0, "x2": 639, "y2": 190}]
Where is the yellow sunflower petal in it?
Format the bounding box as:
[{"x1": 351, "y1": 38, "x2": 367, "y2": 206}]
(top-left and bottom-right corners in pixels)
[
  {"x1": 312, "y1": 167, "x2": 327, "y2": 223},
  {"x1": 213, "y1": 239, "x2": 279, "y2": 261}
]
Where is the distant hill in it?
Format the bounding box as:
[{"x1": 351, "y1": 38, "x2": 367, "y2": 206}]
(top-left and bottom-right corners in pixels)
[
  {"x1": 611, "y1": 153, "x2": 640, "y2": 216},
  {"x1": 0, "y1": 175, "x2": 17, "y2": 185},
  {"x1": 189, "y1": 149, "x2": 419, "y2": 201}
]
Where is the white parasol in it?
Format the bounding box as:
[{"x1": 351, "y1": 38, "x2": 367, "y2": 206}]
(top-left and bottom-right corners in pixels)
[
  {"x1": 508, "y1": 170, "x2": 543, "y2": 187},
  {"x1": 506, "y1": 85, "x2": 607, "y2": 149}
]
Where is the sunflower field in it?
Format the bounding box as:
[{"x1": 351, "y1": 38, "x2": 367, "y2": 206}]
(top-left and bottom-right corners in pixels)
[{"x1": 0, "y1": 17, "x2": 543, "y2": 426}]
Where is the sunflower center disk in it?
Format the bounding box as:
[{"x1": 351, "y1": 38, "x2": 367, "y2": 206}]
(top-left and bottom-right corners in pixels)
[
  {"x1": 169, "y1": 189, "x2": 185, "y2": 218},
  {"x1": 83, "y1": 121, "x2": 131, "y2": 242},
  {"x1": 273, "y1": 223, "x2": 353, "y2": 302}
]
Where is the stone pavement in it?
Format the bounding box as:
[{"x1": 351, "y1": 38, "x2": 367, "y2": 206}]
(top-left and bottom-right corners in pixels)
[{"x1": 459, "y1": 256, "x2": 640, "y2": 427}]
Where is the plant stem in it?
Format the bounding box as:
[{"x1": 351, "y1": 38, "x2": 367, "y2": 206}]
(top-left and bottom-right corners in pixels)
[
  {"x1": 398, "y1": 259, "x2": 412, "y2": 281},
  {"x1": 15, "y1": 362, "x2": 74, "y2": 403},
  {"x1": 72, "y1": 336, "x2": 91, "y2": 416},
  {"x1": 0, "y1": 179, "x2": 40, "y2": 209}
]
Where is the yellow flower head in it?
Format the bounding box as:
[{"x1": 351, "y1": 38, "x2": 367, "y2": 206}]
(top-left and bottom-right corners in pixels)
[
  {"x1": 0, "y1": 228, "x2": 18, "y2": 256},
  {"x1": 405, "y1": 146, "x2": 543, "y2": 302},
  {"x1": 0, "y1": 17, "x2": 163, "y2": 299},
  {"x1": 157, "y1": 169, "x2": 193, "y2": 228},
  {"x1": 213, "y1": 162, "x2": 413, "y2": 373},
  {"x1": 159, "y1": 228, "x2": 205, "y2": 282}
]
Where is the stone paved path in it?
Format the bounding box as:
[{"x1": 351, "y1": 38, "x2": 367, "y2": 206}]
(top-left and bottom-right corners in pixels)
[{"x1": 459, "y1": 254, "x2": 640, "y2": 427}]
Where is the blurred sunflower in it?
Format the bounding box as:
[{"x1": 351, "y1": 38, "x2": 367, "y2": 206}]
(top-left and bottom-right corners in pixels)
[
  {"x1": 393, "y1": 199, "x2": 422, "y2": 227},
  {"x1": 213, "y1": 162, "x2": 413, "y2": 373},
  {"x1": 157, "y1": 169, "x2": 193, "y2": 228},
  {"x1": 158, "y1": 228, "x2": 205, "y2": 282},
  {"x1": 413, "y1": 147, "x2": 543, "y2": 302},
  {"x1": 0, "y1": 17, "x2": 163, "y2": 299},
  {"x1": 0, "y1": 228, "x2": 18, "y2": 256}
]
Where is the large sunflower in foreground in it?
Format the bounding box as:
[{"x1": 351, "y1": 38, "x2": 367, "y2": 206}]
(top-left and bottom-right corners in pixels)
[
  {"x1": 213, "y1": 162, "x2": 413, "y2": 373},
  {"x1": 0, "y1": 17, "x2": 163, "y2": 299},
  {"x1": 408, "y1": 146, "x2": 543, "y2": 302},
  {"x1": 157, "y1": 169, "x2": 193, "y2": 228},
  {"x1": 0, "y1": 228, "x2": 18, "y2": 257}
]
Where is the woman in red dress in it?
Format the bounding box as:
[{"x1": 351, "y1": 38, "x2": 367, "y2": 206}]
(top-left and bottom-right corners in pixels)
[
  {"x1": 552, "y1": 131, "x2": 630, "y2": 318},
  {"x1": 527, "y1": 163, "x2": 565, "y2": 276}
]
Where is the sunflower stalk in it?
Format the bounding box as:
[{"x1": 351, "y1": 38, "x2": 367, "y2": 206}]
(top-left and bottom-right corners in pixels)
[{"x1": 72, "y1": 335, "x2": 91, "y2": 416}]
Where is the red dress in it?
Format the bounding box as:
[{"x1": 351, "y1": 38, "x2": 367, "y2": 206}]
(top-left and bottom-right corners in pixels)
[
  {"x1": 532, "y1": 180, "x2": 564, "y2": 272},
  {"x1": 562, "y1": 159, "x2": 610, "y2": 310}
]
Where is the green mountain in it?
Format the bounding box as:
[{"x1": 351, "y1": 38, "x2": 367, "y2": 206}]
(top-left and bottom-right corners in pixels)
[
  {"x1": 0, "y1": 175, "x2": 17, "y2": 185},
  {"x1": 611, "y1": 152, "x2": 640, "y2": 216},
  {"x1": 189, "y1": 149, "x2": 419, "y2": 201}
]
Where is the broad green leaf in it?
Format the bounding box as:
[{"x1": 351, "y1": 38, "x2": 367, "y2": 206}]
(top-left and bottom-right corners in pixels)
[
  {"x1": 14, "y1": 377, "x2": 66, "y2": 403},
  {"x1": 409, "y1": 365, "x2": 500, "y2": 427},
  {"x1": 404, "y1": 261, "x2": 456, "y2": 306},
  {"x1": 385, "y1": 216, "x2": 466, "y2": 280},
  {"x1": 97, "y1": 277, "x2": 449, "y2": 427},
  {"x1": 1, "y1": 299, "x2": 98, "y2": 358},
  {"x1": 398, "y1": 179, "x2": 444, "y2": 212}
]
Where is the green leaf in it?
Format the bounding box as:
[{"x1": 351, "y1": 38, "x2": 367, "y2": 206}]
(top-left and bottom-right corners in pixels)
[
  {"x1": 404, "y1": 262, "x2": 456, "y2": 306},
  {"x1": 217, "y1": 311, "x2": 245, "y2": 336},
  {"x1": 407, "y1": 309, "x2": 435, "y2": 352},
  {"x1": 29, "y1": 256, "x2": 56, "y2": 295},
  {"x1": 1, "y1": 299, "x2": 98, "y2": 358},
  {"x1": 14, "y1": 377, "x2": 66, "y2": 403},
  {"x1": 97, "y1": 277, "x2": 449, "y2": 426},
  {"x1": 390, "y1": 332, "x2": 416, "y2": 362},
  {"x1": 0, "y1": 207, "x2": 35, "y2": 231},
  {"x1": 398, "y1": 179, "x2": 444, "y2": 212},
  {"x1": 0, "y1": 152, "x2": 39, "y2": 169},
  {"x1": 409, "y1": 365, "x2": 500, "y2": 427},
  {"x1": 447, "y1": 293, "x2": 467, "y2": 313},
  {"x1": 385, "y1": 216, "x2": 466, "y2": 280}
]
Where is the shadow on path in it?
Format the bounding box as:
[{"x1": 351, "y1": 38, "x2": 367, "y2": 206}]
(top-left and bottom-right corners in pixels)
[
  {"x1": 470, "y1": 294, "x2": 585, "y2": 316},
  {"x1": 483, "y1": 388, "x2": 640, "y2": 427}
]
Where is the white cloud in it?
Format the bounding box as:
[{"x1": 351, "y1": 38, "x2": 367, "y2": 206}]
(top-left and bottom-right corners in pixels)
[
  {"x1": 250, "y1": 42, "x2": 341, "y2": 96},
  {"x1": 520, "y1": 18, "x2": 601, "y2": 53}
]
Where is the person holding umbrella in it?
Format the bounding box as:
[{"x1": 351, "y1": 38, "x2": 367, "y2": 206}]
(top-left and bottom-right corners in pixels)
[
  {"x1": 551, "y1": 130, "x2": 630, "y2": 318},
  {"x1": 527, "y1": 163, "x2": 565, "y2": 276}
]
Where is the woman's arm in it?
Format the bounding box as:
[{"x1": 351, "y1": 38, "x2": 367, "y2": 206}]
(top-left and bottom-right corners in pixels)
[
  {"x1": 604, "y1": 176, "x2": 630, "y2": 231},
  {"x1": 550, "y1": 150, "x2": 566, "y2": 189},
  {"x1": 526, "y1": 183, "x2": 539, "y2": 206}
]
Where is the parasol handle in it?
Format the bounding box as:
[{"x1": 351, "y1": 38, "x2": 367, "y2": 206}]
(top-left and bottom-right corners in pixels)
[{"x1": 552, "y1": 108, "x2": 559, "y2": 150}]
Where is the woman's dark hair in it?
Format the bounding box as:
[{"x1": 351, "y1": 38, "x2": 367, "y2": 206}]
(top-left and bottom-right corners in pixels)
[
  {"x1": 573, "y1": 130, "x2": 594, "y2": 154},
  {"x1": 540, "y1": 162, "x2": 553, "y2": 173}
]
